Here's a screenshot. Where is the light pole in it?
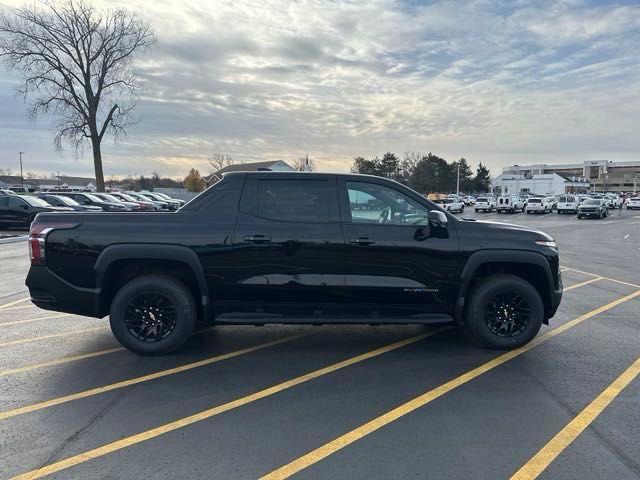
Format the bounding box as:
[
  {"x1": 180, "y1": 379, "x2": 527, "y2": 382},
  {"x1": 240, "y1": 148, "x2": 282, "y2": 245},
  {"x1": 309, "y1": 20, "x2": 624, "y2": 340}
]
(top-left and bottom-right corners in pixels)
[
  {"x1": 19, "y1": 151, "x2": 24, "y2": 190},
  {"x1": 456, "y1": 161, "x2": 460, "y2": 196}
]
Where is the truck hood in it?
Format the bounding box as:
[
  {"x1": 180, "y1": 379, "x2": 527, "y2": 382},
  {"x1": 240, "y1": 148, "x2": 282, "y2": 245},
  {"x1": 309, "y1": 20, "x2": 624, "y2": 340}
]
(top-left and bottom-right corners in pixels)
[{"x1": 458, "y1": 218, "x2": 554, "y2": 243}]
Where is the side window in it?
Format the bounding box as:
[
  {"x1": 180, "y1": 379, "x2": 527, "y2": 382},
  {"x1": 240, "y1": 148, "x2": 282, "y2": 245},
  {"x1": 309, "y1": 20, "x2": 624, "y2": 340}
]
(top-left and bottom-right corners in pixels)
[
  {"x1": 8, "y1": 197, "x2": 26, "y2": 208},
  {"x1": 258, "y1": 179, "x2": 329, "y2": 223},
  {"x1": 0, "y1": 197, "x2": 8, "y2": 207},
  {"x1": 346, "y1": 182, "x2": 429, "y2": 225}
]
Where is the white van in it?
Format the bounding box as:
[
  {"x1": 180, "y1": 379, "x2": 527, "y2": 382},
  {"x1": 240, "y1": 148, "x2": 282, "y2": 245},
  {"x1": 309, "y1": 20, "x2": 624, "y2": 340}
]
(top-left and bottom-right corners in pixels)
[
  {"x1": 556, "y1": 195, "x2": 580, "y2": 214},
  {"x1": 496, "y1": 195, "x2": 524, "y2": 213}
]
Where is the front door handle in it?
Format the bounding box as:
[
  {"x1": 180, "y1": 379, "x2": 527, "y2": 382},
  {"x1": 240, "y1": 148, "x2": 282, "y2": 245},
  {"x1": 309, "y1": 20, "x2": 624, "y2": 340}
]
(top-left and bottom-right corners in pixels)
[
  {"x1": 350, "y1": 237, "x2": 376, "y2": 246},
  {"x1": 244, "y1": 234, "x2": 272, "y2": 244}
]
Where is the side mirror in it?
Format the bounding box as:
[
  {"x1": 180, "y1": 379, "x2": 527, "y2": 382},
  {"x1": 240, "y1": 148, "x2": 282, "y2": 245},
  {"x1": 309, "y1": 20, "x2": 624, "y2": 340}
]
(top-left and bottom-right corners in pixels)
[{"x1": 429, "y1": 210, "x2": 448, "y2": 227}]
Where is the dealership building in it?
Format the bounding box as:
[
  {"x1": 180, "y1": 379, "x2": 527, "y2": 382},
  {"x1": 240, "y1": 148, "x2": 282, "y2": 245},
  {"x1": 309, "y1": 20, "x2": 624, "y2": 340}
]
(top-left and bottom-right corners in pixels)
[{"x1": 491, "y1": 160, "x2": 640, "y2": 196}]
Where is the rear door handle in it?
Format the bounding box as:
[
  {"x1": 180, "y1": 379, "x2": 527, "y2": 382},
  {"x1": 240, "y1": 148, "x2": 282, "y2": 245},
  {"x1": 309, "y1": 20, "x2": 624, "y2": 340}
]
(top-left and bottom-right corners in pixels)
[
  {"x1": 350, "y1": 237, "x2": 376, "y2": 246},
  {"x1": 244, "y1": 234, "x2": 272, "y2": 244}
]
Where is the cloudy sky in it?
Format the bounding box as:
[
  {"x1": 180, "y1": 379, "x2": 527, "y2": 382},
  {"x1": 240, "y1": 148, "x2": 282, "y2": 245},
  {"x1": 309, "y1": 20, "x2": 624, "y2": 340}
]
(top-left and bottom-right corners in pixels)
[{"x1": 0, "y1": 0, "x2": 639, "y2": 179}]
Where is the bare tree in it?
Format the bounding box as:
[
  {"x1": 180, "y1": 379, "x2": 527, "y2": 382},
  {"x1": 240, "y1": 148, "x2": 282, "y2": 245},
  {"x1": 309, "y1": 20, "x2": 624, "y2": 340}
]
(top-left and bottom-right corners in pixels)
[
  {"x1": 208, "y1": 152, "x2": 238, "y2": 173},
  {"x1": 293, "y1": 154, "x2": 315, "y2": 172},
  {"x1": 0, "y1": 0, "x2": 155, "y2": 191}
]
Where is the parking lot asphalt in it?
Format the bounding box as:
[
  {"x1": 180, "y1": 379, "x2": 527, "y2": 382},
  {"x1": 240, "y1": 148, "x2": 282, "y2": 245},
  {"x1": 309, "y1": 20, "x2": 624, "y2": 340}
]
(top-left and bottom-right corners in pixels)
[{"x1": 0, "y1": 209, "x2": 639, "y2": 480}]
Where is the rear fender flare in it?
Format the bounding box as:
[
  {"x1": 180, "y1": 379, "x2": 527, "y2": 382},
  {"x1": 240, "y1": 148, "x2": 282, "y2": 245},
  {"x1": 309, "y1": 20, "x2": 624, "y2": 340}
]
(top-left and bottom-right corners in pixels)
[{"x1": 94, "y1": 244, "x2": 210, "y2": 318}]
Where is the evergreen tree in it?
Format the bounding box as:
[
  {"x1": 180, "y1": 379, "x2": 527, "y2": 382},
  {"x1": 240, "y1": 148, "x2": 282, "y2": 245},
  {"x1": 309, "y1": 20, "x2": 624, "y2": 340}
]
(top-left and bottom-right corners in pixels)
[{"x1": 473, "y1": 162, "x2": 492, "y2": 192}]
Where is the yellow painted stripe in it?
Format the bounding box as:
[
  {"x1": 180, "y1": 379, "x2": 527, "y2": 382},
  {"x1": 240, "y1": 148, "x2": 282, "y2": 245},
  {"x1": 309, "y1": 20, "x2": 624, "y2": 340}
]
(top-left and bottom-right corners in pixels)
[
  {"x1": 0, "y1": 327, "x2": 105, "y2": 349},
  {"x1": 0, "y1": 313, "x2": 68, "y2": 327},
  {"x1": 0, "y1": 347, "x2": 124, "y2": 377},
  {"x1": 0, "y1": 326, "x2": 214, "y2": 375},
  {"x1": 10, "y1": 327, "x2": 449, "y2": 480},
  {"x1": 260, "y1": 289, "x2": 640, "y2": 480},
  {"x1": 0, "y1": 333, "x2": 306, "y2": 421},
  {"x1": 0, "y1": 297, "x2": 30, "y2": 310},
  {"x1": 563, "y1": 277, "x2": 602, "y2": 292},
  {"x1": 562, "y1": 267, "x2": 640, "y2": 289},
  {"x1": 0, "y1": 304, "x2": 36, "y2": 312},
  {"x1": 510, "y1": 357, "x2": 640, "y2": 480}
]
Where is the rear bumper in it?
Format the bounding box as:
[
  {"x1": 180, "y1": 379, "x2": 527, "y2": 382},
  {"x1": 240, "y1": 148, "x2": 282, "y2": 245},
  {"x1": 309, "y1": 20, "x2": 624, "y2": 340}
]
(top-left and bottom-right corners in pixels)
[{"x1": 25, "y1": 265, "x2": 104, "y2": 318}]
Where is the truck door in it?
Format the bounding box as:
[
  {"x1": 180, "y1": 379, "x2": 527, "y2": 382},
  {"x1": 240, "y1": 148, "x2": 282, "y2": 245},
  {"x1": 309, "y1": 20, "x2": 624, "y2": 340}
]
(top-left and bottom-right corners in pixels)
[
  {"x1": 338, "y1": 178, "x2": 460, "y2": 316},
  {"x1": 226, "y1": 175, "x2": 346, "y2": 317}
]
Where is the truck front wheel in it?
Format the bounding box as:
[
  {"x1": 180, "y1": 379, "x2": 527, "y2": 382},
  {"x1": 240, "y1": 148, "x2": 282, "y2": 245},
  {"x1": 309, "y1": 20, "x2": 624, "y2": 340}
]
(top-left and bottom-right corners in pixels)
[
  {"x1": 109, "y1": 274, "x2": 197, "y2": 355},
  {"x1": 464, "y1": 274, "x2": 543, "y2": 349}
]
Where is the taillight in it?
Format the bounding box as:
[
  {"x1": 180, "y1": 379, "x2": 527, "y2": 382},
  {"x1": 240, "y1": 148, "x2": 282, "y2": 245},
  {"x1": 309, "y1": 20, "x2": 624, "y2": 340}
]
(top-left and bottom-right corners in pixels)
[{"x1": 29, "y1": 222, "x2": 78, "y2": 266}]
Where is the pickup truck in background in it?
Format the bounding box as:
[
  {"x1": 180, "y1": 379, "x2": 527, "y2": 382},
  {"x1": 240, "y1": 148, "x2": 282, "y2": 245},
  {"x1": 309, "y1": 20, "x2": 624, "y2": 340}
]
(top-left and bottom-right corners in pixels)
[{"x1": 26, "y1": 172, "x2": 562, "y2": 355}]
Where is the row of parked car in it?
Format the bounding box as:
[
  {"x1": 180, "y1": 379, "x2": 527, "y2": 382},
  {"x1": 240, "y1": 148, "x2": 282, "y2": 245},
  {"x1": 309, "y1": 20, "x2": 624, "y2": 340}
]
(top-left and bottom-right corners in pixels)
[
  {"x1": 0, "y1": 189, "x2": 186, "y2": 228},
  {"x1": 472, "y1": 193, "x2": 639, "y2": 218}
]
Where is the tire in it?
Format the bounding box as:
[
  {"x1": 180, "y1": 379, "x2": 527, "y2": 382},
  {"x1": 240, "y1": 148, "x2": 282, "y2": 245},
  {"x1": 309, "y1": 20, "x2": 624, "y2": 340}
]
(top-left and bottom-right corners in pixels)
[
  {"x1": 109, "y1": 274, "x2": 197, "y2": 355},
  {"x1": 475, "y1": 209, "x2": 479, "y2": 213},
  {"x1": 464, "y1": 274, "x2": 544, "y2": 349}
]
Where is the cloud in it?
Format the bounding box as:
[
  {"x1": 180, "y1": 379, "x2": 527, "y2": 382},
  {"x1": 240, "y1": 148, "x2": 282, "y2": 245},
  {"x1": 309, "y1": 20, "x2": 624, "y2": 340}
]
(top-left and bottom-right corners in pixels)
[{"x1": 0, "y1": 0, "x2": 639, "y2": 178}]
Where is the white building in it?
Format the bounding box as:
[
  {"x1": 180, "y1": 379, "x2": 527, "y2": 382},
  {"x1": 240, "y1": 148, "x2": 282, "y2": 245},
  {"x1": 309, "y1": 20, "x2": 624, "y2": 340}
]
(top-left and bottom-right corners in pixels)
[
  {"x1": 502, "y1": 160, "x2": 640, "y2": 192},
  {"x1": 491, "y1": 173, "x2": 590, "y2": 196}
]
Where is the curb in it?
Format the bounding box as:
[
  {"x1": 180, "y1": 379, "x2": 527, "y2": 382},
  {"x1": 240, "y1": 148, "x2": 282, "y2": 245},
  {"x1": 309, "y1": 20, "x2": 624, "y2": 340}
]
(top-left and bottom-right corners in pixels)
[{"x1": 0, "y1": 235, "x2": 28, "y2": 244}]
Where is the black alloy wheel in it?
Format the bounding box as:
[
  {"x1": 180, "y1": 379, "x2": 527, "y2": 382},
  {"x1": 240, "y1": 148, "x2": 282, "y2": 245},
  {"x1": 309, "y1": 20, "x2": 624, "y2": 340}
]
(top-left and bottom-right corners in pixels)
[
  {"x1": 484, "y1": 293, "x2": 530, "y2": 338},
  {"x1": 110, "y1": 274, "x2": 197, "y2": 355},
  {"x1": 464, "y1": 273, "x2": 543, "y2": 349},
  {"x1": 124, "y1": 292, "x2": 177, "y2": 342}
]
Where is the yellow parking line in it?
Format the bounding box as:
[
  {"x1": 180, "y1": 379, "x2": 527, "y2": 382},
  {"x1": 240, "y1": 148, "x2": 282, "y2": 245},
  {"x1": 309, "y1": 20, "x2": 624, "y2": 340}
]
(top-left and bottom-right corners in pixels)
[
  {"x1": 259, "y1": 290, "x2": 640, "y2": 480},
  {"x1": 563, "y1": 277, "x2": 602, "y2": 292},
  {"x1": 0, "y1": 313, "x2": 69, "y2": 327},
  {"x1": 0, "y1": 347, "x2": 124, "y2": 377},
  {"x1": 510, "y1": 357, "x2": 640, "y2": 480},
  {"x1": 562, "y1": 267, "x2": 640, "y2": 289},
  {"x1": 0, "y1": 333, "x2": 307, "y2": 421},
  {"x1": 0, "y1": 327, "x2": 105, "y2": 349},
  {"x1": 9, "y1": 327, "x2": 449, "y2": 480},
  {"x1": 0, "y1": 304, "x2": 35, "y2": 312},
  {"x1": 0, "y1": 297, "x2": 30, "y2": 310}
]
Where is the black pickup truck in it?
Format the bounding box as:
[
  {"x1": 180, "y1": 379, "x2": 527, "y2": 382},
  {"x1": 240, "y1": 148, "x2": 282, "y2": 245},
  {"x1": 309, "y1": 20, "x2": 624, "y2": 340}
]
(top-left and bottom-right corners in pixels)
[{"x1": 26, "y1": 172, "x2": 562, "y2": 355}]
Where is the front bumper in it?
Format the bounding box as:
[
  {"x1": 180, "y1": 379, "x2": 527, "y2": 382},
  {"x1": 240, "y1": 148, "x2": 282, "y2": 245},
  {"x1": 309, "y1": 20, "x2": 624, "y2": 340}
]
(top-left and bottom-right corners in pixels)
[{"x1": 26, "y1": 265, "x2": 104, "y2": 318}]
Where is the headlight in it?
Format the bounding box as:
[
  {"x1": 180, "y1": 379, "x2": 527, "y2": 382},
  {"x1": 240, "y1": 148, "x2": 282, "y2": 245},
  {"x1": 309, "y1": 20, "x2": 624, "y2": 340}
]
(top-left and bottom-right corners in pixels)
[{"x1": 536, "y1": 240, "x2": 557, "y2": 248}]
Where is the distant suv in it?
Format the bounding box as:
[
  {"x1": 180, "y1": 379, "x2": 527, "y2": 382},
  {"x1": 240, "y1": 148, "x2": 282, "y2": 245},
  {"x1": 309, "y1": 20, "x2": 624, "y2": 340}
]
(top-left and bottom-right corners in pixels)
[
  {"x1": 577, "y1": 199, "x2": 608, "y2": 219},
  {"x1": 474, "y1": 196, "x2": 495, "y2": 212},
  {"x1": 26, "y1": 172, "x2": 562, "y2": 355},
  {"x1": 441, "y1": 197, "x2": 465, "y2": 213},
  {"x1": 525, "y1": 198, "x2": 549, "y2": 214},
  {"x1": 626, "y1": 197, "x2": 640, "y2": 210}
]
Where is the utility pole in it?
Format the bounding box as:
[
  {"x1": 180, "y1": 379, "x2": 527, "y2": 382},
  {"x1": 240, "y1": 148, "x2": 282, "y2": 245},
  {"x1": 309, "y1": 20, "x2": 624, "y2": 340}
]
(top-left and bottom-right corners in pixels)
[
  {"x1": 456, "y1": 161, "x2": 460, "y2": 196},
  {"x1": 19, "y1": 151, "x2": 24, "y2": 190}
]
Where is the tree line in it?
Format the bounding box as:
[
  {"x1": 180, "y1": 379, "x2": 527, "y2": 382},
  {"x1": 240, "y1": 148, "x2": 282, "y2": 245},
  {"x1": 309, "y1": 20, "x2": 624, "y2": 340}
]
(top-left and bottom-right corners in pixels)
[{"x1": 351, "y1": 152, "x2": 491, "y2": 194}]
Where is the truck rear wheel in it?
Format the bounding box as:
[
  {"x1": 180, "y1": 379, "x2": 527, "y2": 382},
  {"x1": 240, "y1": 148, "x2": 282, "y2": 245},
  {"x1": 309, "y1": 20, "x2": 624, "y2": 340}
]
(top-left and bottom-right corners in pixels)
[
  {"x1": 464, "y1": 274, "x2": 543, "y2": 349},
  {"x1": 109, "y1": 274, "x2": 197, "y2": 355}
]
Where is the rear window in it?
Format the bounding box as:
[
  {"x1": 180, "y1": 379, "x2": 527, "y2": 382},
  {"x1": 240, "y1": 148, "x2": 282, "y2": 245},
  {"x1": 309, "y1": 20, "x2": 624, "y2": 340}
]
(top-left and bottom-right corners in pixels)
[
  {"x1": 476, "y1": 197, "x2": 487, "y2": 202},
  {"x1": 528, "y1": 198, "x2": 541, "y2": 203},
  {"x1": 258, "y1": 179, "x2": 329, "y2": 222}
]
